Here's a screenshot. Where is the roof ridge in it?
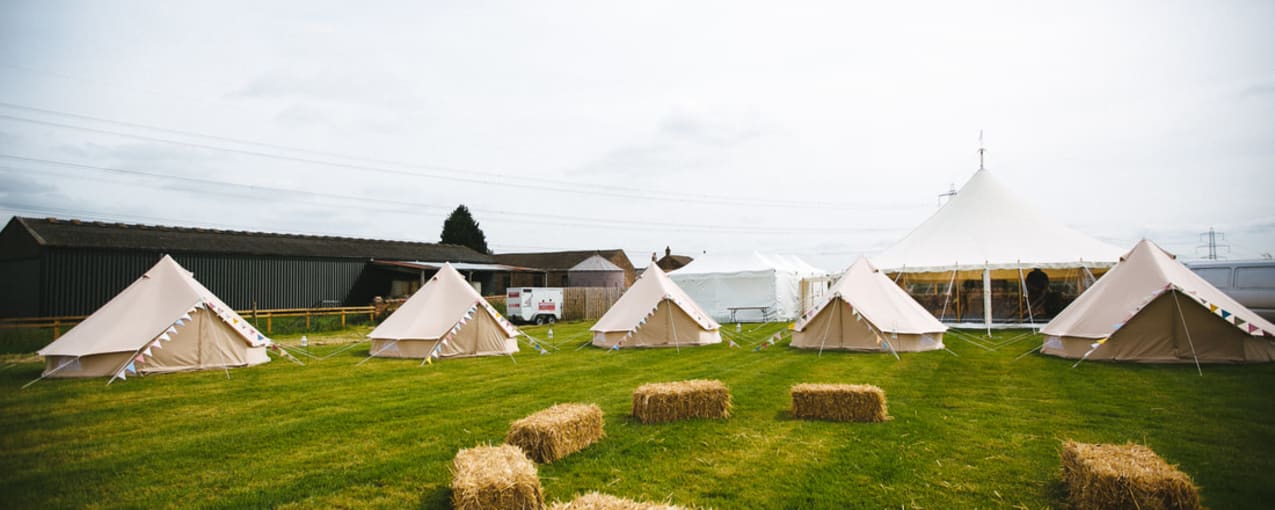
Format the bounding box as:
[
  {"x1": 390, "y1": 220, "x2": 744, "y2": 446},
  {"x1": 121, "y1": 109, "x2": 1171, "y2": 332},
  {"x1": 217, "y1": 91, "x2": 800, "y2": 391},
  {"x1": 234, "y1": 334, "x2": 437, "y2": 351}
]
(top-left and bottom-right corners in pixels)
[{"x1": 17, "y1": 215, "x2": 457, "y2": 247}]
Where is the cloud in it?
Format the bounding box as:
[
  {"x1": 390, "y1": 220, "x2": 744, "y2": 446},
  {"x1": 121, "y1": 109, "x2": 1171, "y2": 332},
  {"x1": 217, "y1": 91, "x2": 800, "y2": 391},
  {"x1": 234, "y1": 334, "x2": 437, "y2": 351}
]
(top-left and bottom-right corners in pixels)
[
  {"x1": 574, "y1": 106, "x2": 766, "y2": 176},
  {"x1": 228, "y1": 63, "x2": 424, "y2": 112},
  {"x1": 0, "y1": 172, "x2": 58, "y2": 196},
  {"x1": 274, "y1": 102, "x2": 331, "y2": 128},
  {"x1": 1239, "y1": 79, "x2": 1275, "y2": 99}
]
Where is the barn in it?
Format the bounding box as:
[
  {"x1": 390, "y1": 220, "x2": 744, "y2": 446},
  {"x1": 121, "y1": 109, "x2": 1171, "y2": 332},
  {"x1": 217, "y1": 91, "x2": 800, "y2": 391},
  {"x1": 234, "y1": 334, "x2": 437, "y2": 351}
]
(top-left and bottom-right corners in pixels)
[
  {"x1": 494, "y1": 250, "x2": 636, "y2": 288},
  {"x1": 0, "y1": 217, "x2": 507, "y2": 318}
]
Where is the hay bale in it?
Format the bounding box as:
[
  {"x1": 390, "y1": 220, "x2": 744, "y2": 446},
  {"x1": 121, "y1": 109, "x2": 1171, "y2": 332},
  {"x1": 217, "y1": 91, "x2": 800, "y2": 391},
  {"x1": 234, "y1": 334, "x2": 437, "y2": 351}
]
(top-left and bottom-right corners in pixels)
[
  {"x1": 631, "y1": 379, "x2": 732, "y2": 424},
  {"x1": 1060, "y1": 441, "x2": 1201, "y2": 510},
  {"x1": 451, "y1": 444, "x2": 544, "y2": 510},
  {"x1": 548, "y1": 492, "x2": 686, "y2": 510},
  {"x1": 790, "y1": 383, "x2": 889, "y2": 422},
  {"x1": 506, "y1": 403, "x2": 605, "y2": 463}
]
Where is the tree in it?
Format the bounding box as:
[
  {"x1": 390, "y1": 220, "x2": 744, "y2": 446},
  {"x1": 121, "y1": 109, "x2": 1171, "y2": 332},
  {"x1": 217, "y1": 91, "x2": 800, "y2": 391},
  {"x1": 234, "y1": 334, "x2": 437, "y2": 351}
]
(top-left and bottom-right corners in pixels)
[{"x1": 440, "y1": 204, "x2": 490, "y2": 254}]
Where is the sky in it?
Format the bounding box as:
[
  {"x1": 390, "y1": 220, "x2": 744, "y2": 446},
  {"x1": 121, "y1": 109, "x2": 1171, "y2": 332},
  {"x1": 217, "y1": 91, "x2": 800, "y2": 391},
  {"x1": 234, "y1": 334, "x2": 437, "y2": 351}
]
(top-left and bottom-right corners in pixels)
[{"x1": 1, "y1": 0, "x2": 1272, "y2": 271}]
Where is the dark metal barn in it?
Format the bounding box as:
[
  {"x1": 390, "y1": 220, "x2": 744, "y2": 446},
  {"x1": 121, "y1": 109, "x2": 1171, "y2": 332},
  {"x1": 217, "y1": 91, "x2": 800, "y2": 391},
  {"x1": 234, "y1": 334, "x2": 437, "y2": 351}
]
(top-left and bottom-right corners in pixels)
[{"x1": 0, "y1": 217, "x2": 499, "y2": 317}]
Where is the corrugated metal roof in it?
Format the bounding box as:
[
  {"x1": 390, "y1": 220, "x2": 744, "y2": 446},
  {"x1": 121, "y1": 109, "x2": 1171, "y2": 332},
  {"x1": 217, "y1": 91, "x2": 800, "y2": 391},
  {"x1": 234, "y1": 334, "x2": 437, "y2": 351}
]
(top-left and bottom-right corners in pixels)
[
  {"x1": 373, "y1": 260, "x2": 534, "y2": 272},
  {"x1": 494, "y1": 249, "x2": 632, "y2": 271},
  {"x1": 10, "y1": 217, "x2": 494, "y2": 262},
  {"x1": 569, "y1": 254, "x2": 624, "y2": 272}
]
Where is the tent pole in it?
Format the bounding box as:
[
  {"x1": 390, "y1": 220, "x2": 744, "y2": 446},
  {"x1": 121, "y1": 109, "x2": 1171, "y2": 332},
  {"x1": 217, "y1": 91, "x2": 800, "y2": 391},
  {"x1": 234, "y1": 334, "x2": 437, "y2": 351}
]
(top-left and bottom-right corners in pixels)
[
  {"x1": 983, "y1": 266, "x2": 992, "y2": 336},
  {"x1": 1170, "y1": 290, "x2": 1203, "y2": 376},
  {"x1": 356, "y1": 340, "x2": 397, "y2": 366},
  {"x1": 816, "y1": 300, "x2": 837, "y2": 358},
  {"x1": 22, "y1": 356, "x2": 80, "y2": 389},
  {"x1": 1017, "y1": 262, "x2": 1036, "y2": 330},
  {"x1": 669, "y1": 299, "x2": 680, "y2": 353},
  {"x1": 937, "y1": 268, "x2": 957, "y2": 323}
]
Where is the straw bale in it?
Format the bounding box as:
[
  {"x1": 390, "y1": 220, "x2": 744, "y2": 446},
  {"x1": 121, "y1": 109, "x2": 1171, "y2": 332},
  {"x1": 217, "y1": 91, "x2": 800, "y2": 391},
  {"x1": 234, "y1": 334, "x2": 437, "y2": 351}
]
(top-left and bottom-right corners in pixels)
[
  {"x1": 506, "y1": 403, "x2": 606, "y2": 463},
  {"x1": 548, "y1": 492, "x2": 686, "y2": 510},
  {"x1": 1060, "y1": 441, "x2": 1201, "y2": 510},
  {"x1": 631, "y1": 380, "x2": 732, "y2": 424},
  {"x1": 790, "y1": 383, "x2": 889, "y2": 423},
  {"x1": 451, "y1": 443, "x2": 544, "y2": 510}
]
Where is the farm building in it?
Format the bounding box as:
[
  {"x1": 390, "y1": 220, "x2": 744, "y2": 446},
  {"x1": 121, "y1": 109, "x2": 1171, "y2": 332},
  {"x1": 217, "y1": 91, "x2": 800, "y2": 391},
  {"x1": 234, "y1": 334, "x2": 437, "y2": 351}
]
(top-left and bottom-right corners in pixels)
[
  {"x1": 567, "y1": 255, "x2": 626, "y2": 288},
  {"x1": 0, "y1": 217, "x2": 514, "y2": 318},
  {"x1": 654, "y1": 246, "x2": 694, "y2": 271},
  {"x1": 494, "y1": 250, "x2": 636, "y2": 288}
]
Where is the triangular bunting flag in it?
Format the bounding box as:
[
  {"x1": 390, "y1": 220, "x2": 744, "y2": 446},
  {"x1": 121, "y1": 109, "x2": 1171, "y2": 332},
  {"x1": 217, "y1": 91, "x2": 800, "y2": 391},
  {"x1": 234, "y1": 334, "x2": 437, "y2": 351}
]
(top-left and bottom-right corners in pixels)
[
  {"x1": 729, "y1": 340, "x2": 739, "y2": 348},
  {"x1": 1222, "y1": 310, "x2": 1232, "y2": 320},
  {"x1": 143, "y1": 346, "x2": 152, "y2": 357},
  {"x1": 159, "y1": 333, "x2": 171, "y2": 342},
  {"x1": 166, "y1": 326, "x2": 178, "y2": 335},
  {"x1": 134, "y1": 354, "x2": 145, "y2": 363},
  {"x1": 175, "y1": 319, "x2": 185, "y2": 327},
  {"x1": 181, "y1": 313, "x2": 192, "y2": 321},
  {"x1": 117, "y1": 369, "x2": 127, "y2": 380},
  {"x1": 1236, "y1": 317, "x2": 1247, "y2": 328},
  {"x1": 125, "y1": 362, "x2": 137, "y2": 374},
  {"x1": 1210, "y1": 304, "x2": 1219, "y2": 313},
  {"x1": 1248, "y1": 324, "x2": 1259, "y2": 333}
]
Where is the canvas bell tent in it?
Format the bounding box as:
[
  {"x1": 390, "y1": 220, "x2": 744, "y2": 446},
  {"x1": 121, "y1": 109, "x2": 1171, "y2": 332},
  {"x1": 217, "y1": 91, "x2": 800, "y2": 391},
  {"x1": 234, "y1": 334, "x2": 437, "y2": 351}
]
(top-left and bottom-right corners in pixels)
[
  {"x1": 1041, "y1": 239, "x2": 1275, "y2": 363},
  {"x1": 669, "y1": 252, "x2": 826, "y2": 322},
  {"x1": 36, "y1": 255, "x2": 272, "y2": 380},
  {"x1": 874, "y1": 167, "x2": 1124, "y2": 329},
  {"x1": 592, "y1": 264, "x2": 721, "y2": 349},
  {"x1": 368, "y1": 263, "x2": 519, "y2": 360},
  {"x1": 792, "y1": 257, "x2": 947, "y2": 352}
]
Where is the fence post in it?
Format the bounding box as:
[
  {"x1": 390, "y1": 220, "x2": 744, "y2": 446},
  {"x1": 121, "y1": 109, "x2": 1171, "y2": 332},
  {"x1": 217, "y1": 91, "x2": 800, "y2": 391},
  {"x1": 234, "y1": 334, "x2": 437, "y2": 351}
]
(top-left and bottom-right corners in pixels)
[
  {"x1": 305, "y1": 310, "x2": 311, "y2": 331},
  {"x1": 341, "y1": 310, "x2": 346, "y2": 328},
  {"x1": 267, "y1": 314, "x2": 273, "y2": 334},
  {"x1": 53, "y1": 319, "x2": 61, "y2": 339}
]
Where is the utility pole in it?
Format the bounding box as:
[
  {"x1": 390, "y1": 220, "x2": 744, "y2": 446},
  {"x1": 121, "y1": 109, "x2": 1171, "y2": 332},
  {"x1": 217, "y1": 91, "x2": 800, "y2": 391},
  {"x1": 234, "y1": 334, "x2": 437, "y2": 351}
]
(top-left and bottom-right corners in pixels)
[{"x1": 1196, "y1": 227, "x2": 1230, "y2": 260}]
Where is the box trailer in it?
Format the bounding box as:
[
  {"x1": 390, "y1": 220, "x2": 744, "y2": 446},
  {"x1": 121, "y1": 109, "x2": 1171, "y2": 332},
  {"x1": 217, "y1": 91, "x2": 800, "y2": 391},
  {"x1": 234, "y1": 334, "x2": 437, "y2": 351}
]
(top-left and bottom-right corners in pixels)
[{"x1": 506, "y1": 287, "x2": 564, "y2": 324}]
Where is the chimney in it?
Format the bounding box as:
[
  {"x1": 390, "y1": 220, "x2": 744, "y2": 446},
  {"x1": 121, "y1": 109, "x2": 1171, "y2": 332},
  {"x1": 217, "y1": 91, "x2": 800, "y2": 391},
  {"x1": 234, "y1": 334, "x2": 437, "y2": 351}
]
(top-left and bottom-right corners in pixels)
[
  {"x1": 665, "y1": 246, "x2": 671, "y2": 258},
  {"x1": 651, "y1": 252, "x2": 657, "y2": 262}
]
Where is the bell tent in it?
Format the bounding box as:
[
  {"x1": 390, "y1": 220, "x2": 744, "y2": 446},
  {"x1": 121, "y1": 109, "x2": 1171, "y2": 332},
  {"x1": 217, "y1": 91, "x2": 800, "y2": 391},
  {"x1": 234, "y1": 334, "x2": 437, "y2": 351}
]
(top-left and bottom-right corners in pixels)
[
  {"x1": 1041, "y1": 239, "x2": 1275, "y2": 363},
  {"x1": 874, "y1": 167, "x2": 1124, "y2": 329},
  {"x1": 36, "y1": 255, "x2": 272, "y2": 380},
  {"x1": 792, "y1": 257, "x2": 947, "y2": 352},
  {"x1": 591, "y1": 264, "x2": 721, "y2": 349},
  {"x1": 368, "y1": 263, "x2": 520, "y2": 360}
]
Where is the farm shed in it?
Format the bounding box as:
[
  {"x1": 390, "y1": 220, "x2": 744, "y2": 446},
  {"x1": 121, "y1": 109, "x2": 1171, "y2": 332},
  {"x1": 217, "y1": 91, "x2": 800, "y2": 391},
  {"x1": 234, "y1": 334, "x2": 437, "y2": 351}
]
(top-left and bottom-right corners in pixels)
[
  {"x1": 495, "y1": 250, "x2": 636, "y2": 288},
  {"x1": 567, "y1": 255, "x2": 625, "y2": 288},
  {"x1": 0, "y1": 216, "x2": 498, "y2": 317}
]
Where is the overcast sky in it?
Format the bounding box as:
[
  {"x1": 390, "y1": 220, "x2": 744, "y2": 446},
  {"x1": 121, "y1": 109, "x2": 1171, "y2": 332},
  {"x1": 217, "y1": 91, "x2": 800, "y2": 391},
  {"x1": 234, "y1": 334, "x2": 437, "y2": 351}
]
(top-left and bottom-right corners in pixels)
[{"x1": 1, "y1": 1, "x2": 1272, "y2": 270}]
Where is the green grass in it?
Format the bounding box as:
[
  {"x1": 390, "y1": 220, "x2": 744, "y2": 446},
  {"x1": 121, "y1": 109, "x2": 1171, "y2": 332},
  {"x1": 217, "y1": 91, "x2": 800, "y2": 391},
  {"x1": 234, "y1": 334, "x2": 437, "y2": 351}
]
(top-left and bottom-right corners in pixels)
[{"x1": 1, "y1": 322, "x2": 1273, "y2": 509}]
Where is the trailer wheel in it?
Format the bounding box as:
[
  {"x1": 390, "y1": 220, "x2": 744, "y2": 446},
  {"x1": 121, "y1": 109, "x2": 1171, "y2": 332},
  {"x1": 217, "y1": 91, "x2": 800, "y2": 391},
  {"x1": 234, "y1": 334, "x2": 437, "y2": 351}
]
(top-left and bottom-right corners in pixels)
[
  {"x1": 546, "y1": 315, "x2": 557, "y2": 324},
  {"x1": 534, "y1": 315, "x2": 546, "y2": 325}
]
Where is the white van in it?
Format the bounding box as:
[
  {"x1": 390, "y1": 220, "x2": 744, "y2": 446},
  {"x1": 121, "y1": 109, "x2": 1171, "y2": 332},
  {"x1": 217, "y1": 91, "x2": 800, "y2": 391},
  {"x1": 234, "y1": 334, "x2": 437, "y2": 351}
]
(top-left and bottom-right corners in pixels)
[{"x1": 1186, "y1": 259, "x2": 1275, "y2": 322}]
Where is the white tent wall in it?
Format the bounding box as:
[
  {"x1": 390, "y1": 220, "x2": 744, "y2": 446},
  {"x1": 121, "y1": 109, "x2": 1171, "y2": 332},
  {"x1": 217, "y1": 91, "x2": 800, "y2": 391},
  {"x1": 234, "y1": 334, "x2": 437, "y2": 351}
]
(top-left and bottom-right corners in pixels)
[
  {"x1": 669, "y1": 253, "x2": 823, "y2": 323},
  {"x1": 672, "y1": 269, "x2": 798, "y2": 322}
]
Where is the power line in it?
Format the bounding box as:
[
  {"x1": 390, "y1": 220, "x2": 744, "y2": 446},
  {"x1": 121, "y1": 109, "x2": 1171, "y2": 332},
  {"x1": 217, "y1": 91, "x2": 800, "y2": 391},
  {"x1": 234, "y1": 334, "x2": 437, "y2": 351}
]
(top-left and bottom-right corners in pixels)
[
  {"x1": 0, "y1": 154, "x2": 907, "y2": 235},
  {"x1": 0, "y1": 103, "x2": 923, "y2": 211}
]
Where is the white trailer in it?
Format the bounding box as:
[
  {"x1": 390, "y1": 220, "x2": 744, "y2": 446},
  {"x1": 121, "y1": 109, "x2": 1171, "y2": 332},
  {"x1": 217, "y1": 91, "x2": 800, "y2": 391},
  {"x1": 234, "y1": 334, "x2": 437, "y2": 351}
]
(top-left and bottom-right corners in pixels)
[{"x1": 506, "y1": 287, "x2": 564, "y2": 324}]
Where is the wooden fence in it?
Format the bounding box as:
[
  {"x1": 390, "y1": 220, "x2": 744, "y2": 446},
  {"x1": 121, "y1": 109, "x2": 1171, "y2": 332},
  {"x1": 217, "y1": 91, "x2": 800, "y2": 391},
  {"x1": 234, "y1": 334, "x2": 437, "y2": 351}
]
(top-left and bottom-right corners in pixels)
[
  {"x1": 563, "y1": 287, "x2": 625, "y2": 321},
  {"x1": 0, "y1": 306, "x2": 376, "y2": 340}
]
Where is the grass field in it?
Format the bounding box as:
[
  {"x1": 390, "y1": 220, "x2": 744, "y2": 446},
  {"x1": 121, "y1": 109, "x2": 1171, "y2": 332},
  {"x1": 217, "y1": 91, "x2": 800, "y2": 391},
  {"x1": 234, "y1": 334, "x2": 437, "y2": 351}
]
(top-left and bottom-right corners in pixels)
[{"x1": 2, "y1": 322, "x2": 1273, "y2": 509}]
